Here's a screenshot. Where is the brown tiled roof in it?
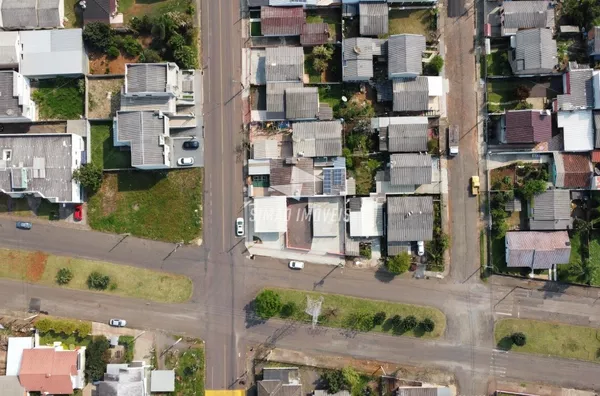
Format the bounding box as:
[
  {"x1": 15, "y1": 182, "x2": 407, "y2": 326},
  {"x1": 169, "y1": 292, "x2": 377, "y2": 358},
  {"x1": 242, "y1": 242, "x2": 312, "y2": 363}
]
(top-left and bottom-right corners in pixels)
[
  {"x1": 261, "y1": 6, "x2": 305, "y2": 36},
  {"x1": 301, "y1": 23, "x2": 329, "y2": 46},
  {"x1": 19, "y1": 349, "x2": 77, "y2": 395},
  {"x1": 505, "y1": 110, "x2": 552, "y2": 143},
  {"x1": 592, "y1": 150, "x2": 600, "y2": 163},
  {"x1": 561, "y1": 153, "x2": 592, "y2": 188}
]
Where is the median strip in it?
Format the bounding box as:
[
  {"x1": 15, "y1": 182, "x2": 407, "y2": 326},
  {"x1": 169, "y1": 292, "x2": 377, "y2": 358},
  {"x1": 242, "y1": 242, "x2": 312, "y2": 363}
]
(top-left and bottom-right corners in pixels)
[
  {"x1": 255, "y1": 288, "x2": 446, "y2": 339},
  {"x1": 0, "y1": 248, "x2": 193, "y2": 303}
]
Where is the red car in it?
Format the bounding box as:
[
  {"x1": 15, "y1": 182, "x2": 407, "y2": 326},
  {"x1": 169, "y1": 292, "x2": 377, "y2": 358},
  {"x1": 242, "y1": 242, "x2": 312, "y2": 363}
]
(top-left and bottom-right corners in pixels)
[{"x1": 74, "y1": 205, "x2": 83, "y2": 221}]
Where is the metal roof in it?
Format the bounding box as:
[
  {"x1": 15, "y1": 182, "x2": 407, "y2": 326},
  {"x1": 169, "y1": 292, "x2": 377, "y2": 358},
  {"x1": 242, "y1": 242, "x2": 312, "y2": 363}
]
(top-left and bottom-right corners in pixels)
[
  {"x1": 392, "y1": 77, "x2": 429, "y2": 112},
  {"x1": 126, "y1": 64, "x2": 168, "y2": 93},
  {"x1": 115, "y1": 111, "x2": 168, "y2": 167},
  {"x1": 261, "y1": 6, "x2": 305, "y2": 36},
  {"x1": 529, "y1": 189, "x2": 573, "y2": 230},
  {"x1": 0, "y1": 71, "x2": 23, "y2": 119},
  {"x1": 342, "y1": 37, "x2": 374, "y2": 81},
  {"x1": 557, "y1": 110, "x2": 594, "y2": 152},
  {"x1": 389, "y1": 153, "x2": 432, "y2": 185},
  {"x1": 556, "y1": 68, "x2": 594, "y2": 110},
  {"x1": 387, "y1": 195, "x2": 434, "y2": 251},
  {"x1": 265, "y1": 46, "x2": 304, "y2": 82},
  {"x1": 37, "y1": 0, "x2": 61, "y2": 28},
  {"x1": 301, "y1": 23, "x2": 329, "y2": 46},
  {"x1": 359, "y1": 2, "x2": 388, "y2": 36},
  {"x1": 595, "y1": 110, "x2": 600, "y2": 148},
  {"x1": 269, "y1": 157, "x2": 316, "y2": 196},
  {"x1": 253, "y1": 139, "x2": 280, "y2": 159},
  {"x1": 388, "y1": 34, "x2": 426, "y2": 78},
  {"x1": 253, "y1": 196, "x2": 288, "y2": 233},
  {"x1": 285, "y1": 87, "x2": 319, "y2": 119},
  {"x1": 506, "y1": 231, "x2": 571, "y2": 269},
  {"x1": 120, "y1": 95, "x2": 175, "y2": 113},
  {"x1": 0, "y1": 376, "x2": 26, "y2": 396},
  {"x1": 505, "y1": 110, "x2": 552, "y2": 143},
  {"x1": 1, "y1": 0, "x2": 38, "y2": 28},
  {"x1": 292, "y1": 120, "x2": 342, "y2": 157},
  {"x1": 385, "y1": 116, "x2": 428, "y2": 152},
  {"x1": 349, "y1": 196, "x2": 384, "y2": 237},
  {"x1": 510, "y1": 28, "x2": 557, "y2": 74},
  {"x1": 502, "y1": 1, "x2": 553, "y2": 34},
  {"x1": 266, "y1": 81, "x2": 302, "y2": 113},
  {"x1": 20, "y1": 29, "x2": 86, "y2": 77},
  {"x1": 249, "y1": 159, "x2": 271, "y2": 175},
  {"x1": 309, "y1": 197, "x2": 340, "y2": 237}
]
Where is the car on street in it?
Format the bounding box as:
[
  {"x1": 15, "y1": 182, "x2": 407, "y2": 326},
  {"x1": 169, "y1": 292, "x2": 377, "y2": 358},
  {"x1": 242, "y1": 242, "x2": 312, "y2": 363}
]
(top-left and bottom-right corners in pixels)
[
  {"x1": 471, "y1": 175, "x2": 480, "y2": 196},
  {"x1": 177, "y1": 157, "x2": 194, "y2": 166},
  {"x1": 288, "y1": 261, "x2": 304, "y2": 269},
  {"x1": 236, "y1": 217, "x2": 244, "y2": 236},
  {"x1": 74, "y1": 205, "x2": 83, "y2": 222},
  {"x1": 183, "y1": 140, "x2": 200, "y2": 150},
  {"x1": 417, "y1": 241, "x2": 425, "y2": 256},
  {"x1": 109, "y1": 319, "x2": 127, "y2": 327},
  {"x1": 16, "y1": 221, "x2": 32, "y2": 230}
]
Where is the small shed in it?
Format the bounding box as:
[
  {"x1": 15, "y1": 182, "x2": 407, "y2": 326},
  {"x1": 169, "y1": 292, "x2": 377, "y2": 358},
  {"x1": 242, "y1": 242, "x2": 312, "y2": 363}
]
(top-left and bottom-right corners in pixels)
[
  {"x1": 504, "y1": 198, "x2": 522, "y2": 212},
  {"x1": 151, "y1": 370, "x2": 176, "y2": 393}
]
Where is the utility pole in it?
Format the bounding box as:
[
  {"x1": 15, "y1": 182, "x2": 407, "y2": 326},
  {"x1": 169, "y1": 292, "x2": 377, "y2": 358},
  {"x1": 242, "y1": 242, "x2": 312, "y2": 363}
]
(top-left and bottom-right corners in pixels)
[{"x1": 110, "y1": 233, "x2": 130, "y2": 253}]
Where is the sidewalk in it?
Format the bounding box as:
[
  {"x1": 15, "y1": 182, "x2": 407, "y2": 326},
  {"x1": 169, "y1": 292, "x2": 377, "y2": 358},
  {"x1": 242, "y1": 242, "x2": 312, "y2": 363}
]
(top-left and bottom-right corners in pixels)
[
  {"x1": 248, "y1": 245, "x2": 344, "y2": 266},
  {"x1": 490, "y1": 274, "x2": 600, "y2": 299}
]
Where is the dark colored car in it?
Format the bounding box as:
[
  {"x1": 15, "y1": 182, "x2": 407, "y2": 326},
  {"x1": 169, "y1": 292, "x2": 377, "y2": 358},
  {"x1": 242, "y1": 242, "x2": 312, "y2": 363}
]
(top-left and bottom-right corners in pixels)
[
  {"x1": 183, "y1": 140, "x2": 200, "y2": 150},
  {"x1": 16, "y1": 221, "x2": 32, "y2": 230},
  {"x1": 74, "y1": 205, "x2": 83, "y2": 221}
]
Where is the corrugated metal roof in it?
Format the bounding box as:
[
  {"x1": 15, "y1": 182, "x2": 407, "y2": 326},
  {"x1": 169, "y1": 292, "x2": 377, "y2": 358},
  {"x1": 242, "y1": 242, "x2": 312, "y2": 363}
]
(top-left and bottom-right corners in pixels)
[
  {"x1": 37, "y1": 0, "x2": 61, "y2": 28},
  {"x1": 301, "y1": 23, "x2": 329, "y2": 46},
  {"x1": 292, "y1": 120, "x2": 342, "y2": 157},
  {"x1": 249, "y1": 159, "x2": 271, "y2": 175},
  {"x1": 502, "y1": 1, "x2": 553, "y2": 32},
  {"x1": 349, "y1": 196, "x2": 383, "y2": 237},
  {"x1": 506, "y1": 231, "x2": 571, "y2": 269},
  {"x1": 285, "y1": 87, "x2": 319, "y2": 119},
  {"x1": 529, "y1": 189, "x2": 572, "y2": 230},
  {"x1": 266, "y1": 81, "x2": 302, "y2": 113},
  {"x1": 261, "y1": 6, "x2": 305, "y2": 36},
  {"x1": 389, "y1": 153, "x2": 432, "y2": 185},
  {"x1": 342, "y1": 37, "x2": 374, "y2": 81},
  {"x1": 120, "y1": 95, "x2": 175, "y2": 113},
  {"x1": 388, "y1": 34, "x2": 426, "y2": 78},
  {"x1": 253, "y1": 139, "x2": 280, "y2": 159},
  {"x1": 557, "y1": 110, "x2": 594, "y2": 152},
  {"x1": 557, "y1": 68, "x2": 594, "y2": 110},
  {"x1": 115, "y1": 111, "x2": 167, "y2": 167},
  {"x1": 505, "y1": 110, "x2": 552, "y2": 143},
  {"x1": 20, "y1": 29, "x2": 86, "y2": 77},
  {"x1": 504, "y1": 198, "x2": 522, "y2": 212},
  {"x1": 386, "y1": 117, "x2": 428, "y2": 152},
  {"x1": 0, "y1": 72, "x2": 22, "y2": 119},
  {"x1": 253, "y1": 196, "x2": 288, "y2": 233},
  {"x1": 392, "y1": 77, "x2": 429, "y2": 112},
  {"x1": 594, "y1": 110, "x2": 600, "y2": 148},
  {"x1": 126, "y1": 64, "x2": 168, "y2": 93},
  {"x1": 510, "y1": 28, "x2": 556, "y2": 74},
  {"x1": 265, "y1": 46, "x2": 304, "y2": 82},
  {"x1": 387, "y1": 195, "x2": 434, "y2": 247},
  {"x1": 359, "y1": 2, "x2": 388, "y2": 36},
  {"x1": 1, "y1": 0, "x2": 38, "y2": 28}
]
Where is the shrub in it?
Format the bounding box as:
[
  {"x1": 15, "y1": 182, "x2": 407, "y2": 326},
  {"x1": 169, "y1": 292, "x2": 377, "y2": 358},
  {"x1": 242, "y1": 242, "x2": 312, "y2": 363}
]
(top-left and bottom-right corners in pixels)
[
  {"x1": 83, "y1": 22, "x2": 114, "y2": 51},
  {"x1": 106, "y1": 46, "x2": 120, "y2": 59},
  {"x1": 55, "y1": 268, "x2": 73, "y2": 285},
  {"x1": 280, "y1": 301, "x2": 298, "y2": 318},
  {"x1": 321, "y1": 370, "x2": 346, "y2": 394},
  {"x1": 87, "y1": 271, "x2": 110, "y2": 290},
  {"x1": 174, "y1": 46, "x2": 198, "y2": 69},
  {"x1": 516, "y1": 179, "x2": 547, "y2": 201},
  {"x1": 420, "y1": 318, "x2": 435, "y2": 332},
  {"x1": 72, "y1": 163, "x2": 103, "y2": 192},
  {"x1": 122, "y1": 36, "x2": 142, "y2": 57},
  {"x1": 387, "y1": 252, "x2": 411, "y2": 275},
  {"x1": 168, "y1": 33, "x2": 186, "y2": 50},
  {"x1": 118, "y1": 335, "x2": 135, "y2": 363},
  {"x1": 85, "y1": 336, "x2": 110, "y2": 382},
  {"x1": 515, "y1": 84, "x2": 531, "y2": 100},
  {"x1": 425, "y1": 55, "x2": 444, "y2": 75},
  {"x1": 343, "y1": 312, "x2": 374, "y2": 331},
  {"x1": 373, "y1": 311, "x2": 386, "y2": 326},
  {"x1": 343, "y1": 147, "x2": 353, "y2": 169},
  {"x1": 390, "y1": 315, "x2": 402, "y2": 328},
  {"x1": 401, "y1": 315, "x2": 418, "y2": 332},
  {"x1": 109, "y1": 282, "x2": 118, "y2": 291},
  {"x1": 140, "y1": 49, "x2": 162, "y2": 63},
  {"x1": 512, "y1": 332, "x2": 527, "y2": 346},
  {"x1": 35, "y1": 317, "x2": 91, "y2": 336},
  {"x1": 255, "y1": 290, "x2": 282, "y2": 319},
  {"x1": 341, "y1": 367, "x2": 360, "y2": 389},
  {"x1": 514, "y1": 101, "x2": 533, "y2": 110}
]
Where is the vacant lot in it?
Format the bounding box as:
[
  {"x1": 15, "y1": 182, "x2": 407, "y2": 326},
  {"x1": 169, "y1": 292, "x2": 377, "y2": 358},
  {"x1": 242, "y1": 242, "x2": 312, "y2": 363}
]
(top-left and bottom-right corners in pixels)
[
  {"x1": 388, "y1": 9, "x2": 431, "y2": 37},
  {"x1": 88, "y1": 78, "x2": 124, "y2": 119},
  {"x1": 263, "y1": 288, "x2": 446, "y2": 339},
  {"x1": 119, "y1": 0, "x2": 191, "y2": 21},
  {"x1": 495, "y1": 318, "x2": 600, "y2": 362},
  {"x1": 88, "y1": 169, "x2": 203, "y2": 243},
  {"x1": 165, "y1": 347, "x2": 204, "y2": 395},
  {"x1": 90, "y1": 122, "x2": 132, "y2": 170},
  {"x1": 33, "y1": 78, "x2": 84, "y2": 120},
  {"x1": 0, "y1": 248, "x2": 192, "y2": 302}
]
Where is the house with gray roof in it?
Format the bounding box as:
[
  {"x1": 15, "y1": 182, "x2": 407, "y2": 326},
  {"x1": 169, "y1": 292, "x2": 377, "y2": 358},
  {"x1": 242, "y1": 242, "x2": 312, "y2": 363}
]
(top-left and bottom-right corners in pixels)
[
  {"x1": 589, "y1": 26, "x2": 600, "y2": 60},
  {"x1": 359, "y1": 2, "x2": 388, "y2": 36},
  {"x1": 392, "y1": 77, "x2": 429, "y2": 112},
  {"x1": 269, "y1": 158, "x2": 317, "y2": 196},
  {"x1": 265, "y1": 46, "x2": 304, "y2": 82},
  {"x1": 285, "y1": 87, "x2": 319, "y2": 120},
  {"x1": 528, "y1": 189, "x2": 573, "y2": 230},
  {"x1": 0, "y1": 31, "x2": 20, "y2": 67},
  {"x1": 342, "y1": 37, "x2": 374, "y2": 81},
  {"x1": 258, "y1": 367, "x2": 302, "y2": 396},
  {"x1": 389, "y1": 153, "x2": 432, "y2": 185},
  {"x1": 372, "y1": 116, "x2": 429, "y2": 152},
  {"x1": 0, "y1": 71, "x2": 36, "y2": 123},
  {"x1": 505, "y1": 231, "x2": 571, "y2": 269},
  {"x1": 266, "y1": 81, "x2": 302, "y2": 119},
  {"x1": 0, "y1": 376, "x2": 26, "y2": 396},
  {"x1": 0, "y1": 133, "x2": 84, "y2": 203},
  {"x1": 508, "y1": 28, "x2": 557, "y2": 75},
  {"x1": 114, "y1": 111, "x2": 171, "y2": 170},
  {"x1": 501, "y1": 1, "x2": 554, "y2": 36},
  {"x1": 19, "y1": 29, "x2": 87, "y2": 77},
  {"x1": 387, "y1": 195, "x2": 433, "y2": 254},
  {"x1": 0, "y1": 0, "x2": 64, "y2": 29},
  {"x1": 97, "y1": 363, "x2": 146, "y2": 396},
  {"x1": 555, "y1": 65, "x2": 594, "y2": 111},
  {"x1": 388, "y1": 34, "x2": 426, "y2": 78},
  {"x1": 292, "y1": 120, "x2": 342, "y2": 157}
]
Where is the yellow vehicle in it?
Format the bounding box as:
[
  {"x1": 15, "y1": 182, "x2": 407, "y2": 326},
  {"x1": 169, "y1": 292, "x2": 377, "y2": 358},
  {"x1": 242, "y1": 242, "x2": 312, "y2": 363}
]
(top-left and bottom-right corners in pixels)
[{"x1": 471, "y1": 176, "x2": 480, "y2": 196}]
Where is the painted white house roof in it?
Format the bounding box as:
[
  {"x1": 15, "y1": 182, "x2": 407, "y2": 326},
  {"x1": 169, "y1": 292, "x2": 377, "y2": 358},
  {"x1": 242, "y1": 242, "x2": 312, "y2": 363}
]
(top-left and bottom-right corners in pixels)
[
  {"x1": 6, "y1": 336, "x2": 34, "y2": 376},
  {"x1": 253, "y1": 196, "x2": 288, "y2": 233},
  {"x1": 557, "y1": 110, "x2": 594, "y2": 152}
]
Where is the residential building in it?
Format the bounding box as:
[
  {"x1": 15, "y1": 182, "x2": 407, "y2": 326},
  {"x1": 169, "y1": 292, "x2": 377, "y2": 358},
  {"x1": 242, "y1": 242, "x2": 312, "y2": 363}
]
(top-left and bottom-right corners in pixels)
[
  {"x1": 0, "y1": 134, "x2": 84, "y2": 203},
  {"x1": 529, "y1": 189, "x2": 573, "y2": 230},
  {"x1": 0, "y1": 31, "x2": 20, "y2": 68},
  {"x1": 359, "y1": 2, "x2": 388, "y2": 36},
  {"x1": 503, "y1": 109, "x2": 552, "y2": 144},
  {"x1": 557, "y1": 110, "x2": 594, "y2": 152},
  {"x1": 267, "y1": 0, "x2": 316, "y2": 6},
  {"x1": 292, "y1": 120, "x2": 342, "y2": 157},
  {"x1": 0, "y1": 71, "x2": 36, "y2": 123},
  {"x1": 258, "y1": 367, "x2": 302, "y2": 396},
  {"x1": 19, "y1": 347, "x2": 86, "y2": 395},
  {"x1": 372, "y1": 116, "x2": 428, "y2": 152},
  {"x1": 97, "y1": 362, "x2": 147, "y2": 396},
  {"x1": 253, "y1": 139, "x2": 280, "y2": 159},
  {"x1": 348, "y1": 196, "x2": 384, "y2": 237},
  {"x1": 301, "y1": 23, "x2": 329, "y2": 46},
  {"x1": 266, "y1": 81, "x2": 303, "y2": 119},
  {"x1": 505, "y1": 231, "x2": 571, "y2": 269},
  {"x1": 554, "y1": 66, "x2": 593, "y2": 111},
  {"x1": 501, "y1": 1, "x2": 554, "y2": 36},
  {"x1": 285, "y1": 87, "x2": 319, "y2": 120},
  {"x1": 342, "y1": 37, "x2": 374, "y2": 82},
  {"x1": 389, "y1": 153, "x2": 432, "y2": 185},
  {"x1": 0, "y1": 376, "x2": 26, "y2": 396},
  {"x1": 553, "y1": 152, "x2": 593, "y2": 189},
  {"x1": 508, "y1": 28, "x2": 557, "y2": 75},
  {"x1": 395, "y1": 388, "x2": 452, "y2": 396},
  {"x1": 82, "y1": 0, "x2": 118, "y2": 24},
  {"x1": 150, "y1": 370, "x2": 175, "y2": 393},
  {"x1": 19, "y1": 29, "x2": 88, "y2": 77},
  {"x1": 388, "y1": 34, "x2": 426, "y2": 79},
  {"x1": 260, "y1": 6, "x2": 305, "y2": 36},
  {"x1": 253, "y1": 196, "x2": 288, "y2": 233},
  {"x1": 588, "y1": 26, "x2": 600, "y2": 60},
  {"x1": 392, "y1": 76, "x2": 442, "y2": 113},
  {"x1": 114, "y1": 111, "x2": 171, "y2": 170},
  {"x1": 387, "y1": 195, "x2": 433, "y2": 254},
  {"x1": 0, "y1": 0, "x2": 64, "y2": 29},
  {"x1": 269, "y1": 157, "x2": 317, "y2": 196},
  {"x1": 265, "y1": 46, "x2": 304, "y2": 82},
  {"x1": 6, "y1": 337, "x2": 34, "y2": 376}
]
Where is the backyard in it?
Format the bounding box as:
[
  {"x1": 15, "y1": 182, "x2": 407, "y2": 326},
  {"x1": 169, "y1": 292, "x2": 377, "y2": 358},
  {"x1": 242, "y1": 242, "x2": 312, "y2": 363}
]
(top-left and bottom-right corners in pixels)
[
  {"x1": 90, "y1": 122, "x2": 132, "y2": 170},
  {"x1": 87, "y1": 169, "x2": 203, "y2": 243},
  {"x1": 388, "y1": 9, "x2": 434, "y2": 38},
  {"x1": 557, "y1": 231, "x2": 600, "y2": 286},
  {"x1": 318, "y1": 85, "x2": 343, "y2": 113},
  {"x1": 305, "y1": 47, "x2": 342, "y2": 83},
  {"x1": 306, "y1": 9, "x2": 340, "y2": 41},
  {"x1": 165, "y1": 346, "x2": 205, "y2": 396},
  {"x1": 64, "y1": 0, "x2": 82, "y2": 27},
  {"x1": 495, "y1": 318, "x2": 600, "y2": 362},
  {"x1": 486, "y1": 50, "x2": 511, "y2": 76},
  {"x1": 88, "y1": 78, "x2": 124, "y2": 119},
  {"x1": 0, "y1": 248, "x2": 193, "y2": 302},
  {"x1": 32, "y1": 78, "x2": 85, "y2": 120},
  {"x1": 487, "y1": 77, "x2": 562, "y2": 112},
  {"x1": 118, "y1": 0, "x2": 192, "y2": 22}
]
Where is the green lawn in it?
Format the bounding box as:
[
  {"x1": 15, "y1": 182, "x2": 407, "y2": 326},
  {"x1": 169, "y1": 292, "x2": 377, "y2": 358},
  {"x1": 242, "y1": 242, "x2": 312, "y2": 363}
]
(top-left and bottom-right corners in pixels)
[
  {"x1": 486, "y1": 51, "x2": 511, "y2": 76},
  {"x1": 495, "y1": 318, "x2": 600, "y2": 362},
  {"x1": 0, "y1": 248, "x2": 192, "y2": 302},
  {"x1": 388, "y1": 9, "x2": 431, "y2": 37},
  {"x1": 90, "y1": 122, "x2": 132, "y2": 170},
  {"x1": 165, "y1": 347, "x2": 204, "y2": 395},
  {"x1": 33, "y1": 78, "x2": 84, "y2": 120},
  {"x1": 87, "y1": 169, "x2": 203, "y2": 243},
  {"x1": 557, "y1": 232, "x2": 600, "y2": 286},
  {"x1": 305, "y1": 53, "x2": 322, "y2": 83},
  {"x1": 64, "y1": 0, "x2": 82, "y2": 27},
  {"x1": 119, "y1": 0, "x2": 192, "y2": 21},
  {"x1": 263, "y1": 288, "x2": 446, "y2": 339},
  {"x1": 0, "y1": 194, "x2": 59, "y2": 220},
  {"x1": 318, "y1": 85, "x2": 343, "y2": 111}
]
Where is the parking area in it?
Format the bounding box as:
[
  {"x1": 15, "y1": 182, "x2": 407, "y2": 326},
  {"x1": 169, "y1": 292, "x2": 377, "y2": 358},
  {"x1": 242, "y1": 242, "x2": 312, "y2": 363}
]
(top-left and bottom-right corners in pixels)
[{"x1": 170, "y1": 133, "x2": 204, "y2": 168}]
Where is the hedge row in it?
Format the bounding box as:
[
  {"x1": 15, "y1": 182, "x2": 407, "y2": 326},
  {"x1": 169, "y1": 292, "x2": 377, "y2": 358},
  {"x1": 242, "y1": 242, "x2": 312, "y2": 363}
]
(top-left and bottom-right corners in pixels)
[{"x1": 35, "y1": 317, "x2": 92, "y2": 336}]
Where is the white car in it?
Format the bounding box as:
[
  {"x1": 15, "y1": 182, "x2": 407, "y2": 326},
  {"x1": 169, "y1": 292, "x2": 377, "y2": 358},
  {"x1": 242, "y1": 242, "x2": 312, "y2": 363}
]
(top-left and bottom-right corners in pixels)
[
  {"x1": 109, "y1": 319, "x2": 127, "y2": 327},
  {"x1": 236, "y1": 217, "x2": 244, "y2": 236},
  {"x1": 417, "y1": 241, "x2": 425, "y2": 256},
  {"x1": 288, "y1": 261, "x2": 304, "y2": 270},
  {"x1": 177, "y1": 157, "x2": 194, "y2": 166}
]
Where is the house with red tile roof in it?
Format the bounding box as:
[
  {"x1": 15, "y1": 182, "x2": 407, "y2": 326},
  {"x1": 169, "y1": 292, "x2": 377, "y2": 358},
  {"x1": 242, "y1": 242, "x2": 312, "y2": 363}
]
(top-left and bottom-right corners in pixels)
[
  {"x1": 261, "y1": 6, "x2": 305, "y2": 36},
  {"x1": 552, "y1": 152, "x2": 593, "y2": 189},
  {"x1": 504, "y1": 109, "x2": 552, "y2": 144},
  {"x1": 18, "y1": 347, "x2": 86, "y2": 395}
]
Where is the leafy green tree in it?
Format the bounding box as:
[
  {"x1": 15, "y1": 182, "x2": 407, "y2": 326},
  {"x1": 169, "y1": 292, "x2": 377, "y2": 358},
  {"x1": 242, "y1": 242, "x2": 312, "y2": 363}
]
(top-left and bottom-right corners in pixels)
[
  {"x1": 390, "y1": 315, "x2": 402, "y2": 329},
  {"x1": 72, "y1": 163, "x2": 103, "y2": 193},
  {"x1": 562, "y1": 0, "x2": 600, "y2": 28},
  {"x1": 401, "y1": 315, "x2": 418, "y2": 332},
  {"x1": 255, "y1": 290, "x2": 282, "y2": 319},
  {"x1": 140, "y1": 49, "x2": 162, "y2": 63},
  {"x1": 343, "y1": 311, "x2": 374, "y2": 331},
  {"x1": 85, "y1": 336, "x2": 110, "y2": 382},
  {"x1": 280, "y1": 301, "x2": 298, "y2": 318},
  {"x1": 420, "y1": 318, "x2": 435, "y2": 332},
  {"x1": 106, "y1": 46, "x2": 120, "y2": 58},
  {"x1": 516, "y1": 179, "x2": 547, "y2": 201},
  {"x1": 341, "y1": 367, "x2": 360, "y2": 390},
  {"x1": 122, "y1": 36, "x2": 142, "y2": 57},
  {"x1": 568, "y1": 258, "x2": 599, "y2": 285},
  {"x1": 312, "y1": 45, "x2": 334, "y2": 60},
  {"x1": 337, "y1": 99, "x2": 375, "y2": 121},
  {"x1": 174, "y1": 46, "x2": 198, "y2": 69},
  {"x1": 87, "y1": 271, "x2": 110, "y2": 290},
  {"x1": 321, "y1": 370, "x2": 346, "y2": 394},
  {"x1": 511, "y1": 332, "x2": 526, "y2": 346},
  {"x1": 168, "y1": 33, "x2": 186, "y2": 50},
  {"x1": 313, "y1": 57, "x2": 328, "y2": 73},
  {"x1": 425, "y1": 55, "x2": 444, "y2": 75},
  {"x1": 55, "y1": 268, "x2": 73, "y2": 285},
  {"x1": 343, "y1": 147, "x2": 353, "y2": 169},
  {"x1": 83, "y1": 22, "x2": 114, "y2": 51},
  {"x1": 373, "y1": 311, "x2": 386, "y2": 326},
  {"x1": 386, "y1": 252, "x2": 411, "y2": 275}
]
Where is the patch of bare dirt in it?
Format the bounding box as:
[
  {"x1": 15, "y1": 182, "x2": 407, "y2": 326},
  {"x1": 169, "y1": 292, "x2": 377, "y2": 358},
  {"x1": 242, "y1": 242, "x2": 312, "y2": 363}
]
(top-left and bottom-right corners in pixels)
[
  {"x1": 89, "y1": 52, "x2": 138, "y2": 75},
  {"x1": 25, "y1": 252, "x2": 48, "y2": 282},
  {"x1": 99, "y1": 173, "x2": 118, "y2": 216},
  {"x1": 88, "y1": 77, "x2": 124, "y2": 119}
]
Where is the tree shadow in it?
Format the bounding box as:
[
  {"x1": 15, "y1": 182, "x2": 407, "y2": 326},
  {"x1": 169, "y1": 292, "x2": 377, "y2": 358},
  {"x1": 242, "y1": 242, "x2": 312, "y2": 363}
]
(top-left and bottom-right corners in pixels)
[
  {"x1": 540, "y1": 281, "x2": 571, "y2": 300},
  {"x1": 496, "y1": 336, "x2": 514, "y2": 351},
  {"x1": 374, "y1": 266, "x2": 396, "y2": 283},
  {"x1": 381, "y1": 318, "x2": 394, "y2": 332},
  {"x1": 413, "y1": 326, "x2": 426, "y2": 338},
  {"x1": 243, "y1": 301, "x2": 265, "y2": 329}
]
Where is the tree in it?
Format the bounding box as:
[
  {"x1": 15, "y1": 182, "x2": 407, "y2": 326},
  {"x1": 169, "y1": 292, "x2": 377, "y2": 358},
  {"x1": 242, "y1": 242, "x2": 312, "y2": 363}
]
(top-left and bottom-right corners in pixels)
[
  {"x1": 515, "y1": 84, "x2": 531, "y2": 101},
  {"x1": 568, "y1": 258, "x2": 599, "y2": 285},
  {"x1": 121, "y1": 36, "x2": 142, "y2": 57},
  {"x1": 72, "y1": 163, "x2": 103, "y2": 193},
  {"x1": 106, "y1": 46, "x2": 120, "y2": 58},
  {"x1": 312, "y1": 45, "x2": 334, "y2": 60},
  {"x1": 85, "y1": 336, "x2": 110, "y2": 382},
  {"x1": 87, "y1": 271, "x2": 110, "y2": 290},
  {"x1": 511, "y1": 332, "x2": 527, "y2": 346},
  {"x1": 168, "y1": 33, "x2": 186, "y2": 50},
  {"x1": 280, "y1": 301, "x2": 298, "y2": 318},
  {"x1": 514, "y1": 101, "x2": 533, "y2": 110},
  {"x1": 373, "y1": 311, "x2": 386, "y2": 326},
  {"x1": 425, "y1": 55, "x2": 444, "y2": 75},
  {"x1": 341, "y1": 367, "x2": 360, "y2": 390},
  {"x1": 390, "y1": 315, "x2": 402, "y2": 329},
  {"x1": 140, "y1": 49, "x2": 162, "y2": 63},
  {"x1": 174, "y1": 46, "x2": 198, "y2": 69},
  {"x1": 343, "y1": 147, "x2": 353, "y2": 169},
  {"x1": 337, "y1": 99, "x2": 375, "y2": 121},
  {"x1": 321, "y1": 370, "x2": 346, "y2": 394},
  {"x1": 562, "y1": 0, "x2": 600, "y2": 29},
  {"x1": 55, "y1": 268, "x2": 73, "y2": 285},
  {"x1": 254, "y1": 290, "x2": 282, "y2": 319},
  {"x1": 401, "y1": 315, "x2": 418, "y2": 332},
  {"x1": 83, "y1": 22, "x2": 114, "y2": 52},
  {"x1": 386, "y1": 252, "x2": 411, "y2": 275},
  {"x1": 313, "y1": 57, "x2": 328, "y2": 73},
  {"x1": 420, "y1": 318, "x2": 435, "y2": 332},
  {"x1": 516, "y1": 179, "x2": 547, "y2": 201}
]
